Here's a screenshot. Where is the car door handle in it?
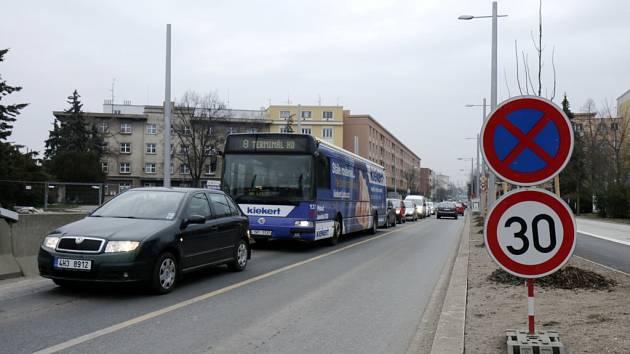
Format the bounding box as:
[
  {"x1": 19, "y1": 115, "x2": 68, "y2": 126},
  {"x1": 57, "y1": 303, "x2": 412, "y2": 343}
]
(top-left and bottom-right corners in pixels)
[{"x1": 209, "y1": 226, "x2": 219, "y2": 231}]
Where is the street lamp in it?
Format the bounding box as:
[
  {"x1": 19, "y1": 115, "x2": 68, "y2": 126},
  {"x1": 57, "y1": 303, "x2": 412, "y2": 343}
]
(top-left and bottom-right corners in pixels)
[
  {"x1": 458, "y1": 2, "x2": 507, "y2": 208},
  {"x1": 457, "y1": 157, "x2": 475, "y2": 200},
  {"x1": 464, "y1": 137, "x2": 480, "y2": 200}
]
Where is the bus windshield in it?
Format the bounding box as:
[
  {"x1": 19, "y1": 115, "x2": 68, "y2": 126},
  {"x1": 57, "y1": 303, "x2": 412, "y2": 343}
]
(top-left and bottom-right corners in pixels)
[{"x1": 222, "y1": 154, "x2": 314, "y2": 203}]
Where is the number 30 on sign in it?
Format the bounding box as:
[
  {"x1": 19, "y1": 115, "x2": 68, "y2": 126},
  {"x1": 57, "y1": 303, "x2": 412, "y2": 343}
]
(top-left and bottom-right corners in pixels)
[{"x1": 484, "y1": 188, "x2": 576, "y2": 278}]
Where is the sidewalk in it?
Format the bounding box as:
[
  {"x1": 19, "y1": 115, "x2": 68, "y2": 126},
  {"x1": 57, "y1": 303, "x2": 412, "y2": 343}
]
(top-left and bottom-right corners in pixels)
[{"x1": 576, "y1": 217, "x2": 630, "y2": 246}]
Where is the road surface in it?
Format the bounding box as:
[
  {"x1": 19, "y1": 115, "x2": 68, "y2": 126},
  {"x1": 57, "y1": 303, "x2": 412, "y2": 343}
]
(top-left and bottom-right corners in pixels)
[
  {"x1": 575, "y1": 217, "x2": 630, "y2": 275},
  {"x1": 0, "y1": 216, "x2": 464, "y2": 354}
]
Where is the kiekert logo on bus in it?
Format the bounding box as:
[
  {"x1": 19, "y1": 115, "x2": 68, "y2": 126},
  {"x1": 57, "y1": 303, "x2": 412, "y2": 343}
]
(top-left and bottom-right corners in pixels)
[{"x1": 239, "y1": 204, "x2": 296, "y2": 217}]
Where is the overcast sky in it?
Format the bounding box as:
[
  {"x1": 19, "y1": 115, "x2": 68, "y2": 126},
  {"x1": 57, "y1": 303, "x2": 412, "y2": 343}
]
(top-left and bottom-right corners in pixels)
[{"x1": 2, "y1": 0, "x2": 629, "y2": 184}]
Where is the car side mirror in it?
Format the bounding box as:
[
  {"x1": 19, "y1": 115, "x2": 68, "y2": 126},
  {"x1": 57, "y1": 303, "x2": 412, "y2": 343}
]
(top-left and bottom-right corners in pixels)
[{"x1": 183, "y1": 214, "x2": 206, "y2": 227}]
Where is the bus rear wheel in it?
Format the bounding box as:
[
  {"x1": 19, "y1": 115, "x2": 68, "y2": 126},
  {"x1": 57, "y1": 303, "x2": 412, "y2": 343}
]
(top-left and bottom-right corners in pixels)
[{"x1": 368, "y1": 213, "x2": 377, "y2": 235}]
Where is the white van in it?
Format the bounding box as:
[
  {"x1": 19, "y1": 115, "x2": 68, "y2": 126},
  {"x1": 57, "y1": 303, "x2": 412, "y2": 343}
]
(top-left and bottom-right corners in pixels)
[{"x1": 405, "y1": 195, "x2": 427, "y2": 218}]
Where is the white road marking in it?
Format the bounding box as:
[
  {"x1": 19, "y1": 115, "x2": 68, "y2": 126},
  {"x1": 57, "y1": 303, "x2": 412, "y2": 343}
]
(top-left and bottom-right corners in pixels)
[
  {"x1": 577, "y1": 230, "x2": 630, "y2": 247},
  {"x1": 574, "y1": 256, "x2": 630, "y2": 277},
  {"x1": 34, "y1": 224, "x2": 417, "y2": 354}
]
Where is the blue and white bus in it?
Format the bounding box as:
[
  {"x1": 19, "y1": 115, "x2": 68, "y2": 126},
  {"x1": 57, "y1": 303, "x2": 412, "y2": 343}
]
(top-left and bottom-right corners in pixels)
[{"x1": 221, "y1": 133, "x2": 387, "y2": 245}]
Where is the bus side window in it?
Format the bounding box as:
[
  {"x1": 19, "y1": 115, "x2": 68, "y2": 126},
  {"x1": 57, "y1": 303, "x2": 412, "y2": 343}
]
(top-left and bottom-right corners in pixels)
[{"x1": 316, "y1": 155, "x2": 330, "y2": 189}]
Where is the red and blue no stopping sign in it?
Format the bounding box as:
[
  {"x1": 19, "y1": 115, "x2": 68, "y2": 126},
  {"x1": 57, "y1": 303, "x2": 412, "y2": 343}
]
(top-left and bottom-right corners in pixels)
[{"x1": 481, "y1": 96, "x2": 574, "y2": 186}]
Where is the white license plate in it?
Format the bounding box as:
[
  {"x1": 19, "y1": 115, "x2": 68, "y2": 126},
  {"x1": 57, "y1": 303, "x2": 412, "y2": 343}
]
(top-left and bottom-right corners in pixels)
[
  {"x1": 54, "y1": 258, "x2": 92, "y2": 271},
  {"x1": 250, "y1": 230, "x2": 272, "y2": 236}
]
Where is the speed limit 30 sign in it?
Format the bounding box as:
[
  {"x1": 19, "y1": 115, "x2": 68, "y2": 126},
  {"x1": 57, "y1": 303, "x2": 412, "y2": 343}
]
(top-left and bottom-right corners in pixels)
[{"x1": 484, "y1": 188, "x2": 576, "y2": 278}]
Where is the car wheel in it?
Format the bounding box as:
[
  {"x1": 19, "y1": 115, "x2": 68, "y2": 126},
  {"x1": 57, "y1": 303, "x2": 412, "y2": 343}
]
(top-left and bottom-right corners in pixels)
[
  {"x1": 326, "y1": 218, "x2": 341, "y2": 246},
  {"x1": 228, "y1": 239, "x2": 249, "y2": 272},
  {"x1": 151, "y1": 252, "x2": 178, "y2": 294},
  {"x1": 437, "y1": 215, "x2": 441, "y2": 219},
  {"x1": 455, "y1": 215, "x2": 458, "y2": 220}
]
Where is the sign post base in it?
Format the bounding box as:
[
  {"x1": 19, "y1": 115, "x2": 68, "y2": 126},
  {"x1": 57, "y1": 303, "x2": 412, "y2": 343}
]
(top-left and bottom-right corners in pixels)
[{"x1": 506, "y1": 329, "x2": 566, "y2": 354}]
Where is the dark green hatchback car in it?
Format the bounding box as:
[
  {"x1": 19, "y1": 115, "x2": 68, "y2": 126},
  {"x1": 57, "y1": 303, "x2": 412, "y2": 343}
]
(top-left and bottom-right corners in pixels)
[{"x1": 38, "y1": 187, "x2": 251, "y2": 294}]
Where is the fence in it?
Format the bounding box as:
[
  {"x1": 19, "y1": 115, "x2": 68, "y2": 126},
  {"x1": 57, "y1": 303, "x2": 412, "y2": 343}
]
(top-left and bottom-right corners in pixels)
[{"x1": 0, "y1": 180, "x2": 104, "y2": 211}]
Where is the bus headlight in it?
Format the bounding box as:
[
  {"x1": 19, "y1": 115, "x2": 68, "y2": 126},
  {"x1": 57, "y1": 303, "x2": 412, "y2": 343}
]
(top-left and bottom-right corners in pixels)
[{"x1": 294, "y1": 220, "x2": 314, "y2": 227}]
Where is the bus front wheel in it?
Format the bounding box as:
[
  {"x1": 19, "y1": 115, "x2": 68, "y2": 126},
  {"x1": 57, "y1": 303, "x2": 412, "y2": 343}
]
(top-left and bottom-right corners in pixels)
[{"x1": 326, "y1": 218, "x2": 341, "y2": 246}]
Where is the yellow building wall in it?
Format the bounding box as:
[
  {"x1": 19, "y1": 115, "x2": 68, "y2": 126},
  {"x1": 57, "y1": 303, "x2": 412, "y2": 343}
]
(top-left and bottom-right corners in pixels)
[{"x1": 266, "y1": 105, "x2": 344, "y2": 147}]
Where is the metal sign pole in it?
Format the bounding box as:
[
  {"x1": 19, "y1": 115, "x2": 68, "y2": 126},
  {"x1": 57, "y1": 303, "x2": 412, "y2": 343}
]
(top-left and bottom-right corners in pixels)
[{"x1": 527, "y1": 279, "x2": 535, "y2": 335}]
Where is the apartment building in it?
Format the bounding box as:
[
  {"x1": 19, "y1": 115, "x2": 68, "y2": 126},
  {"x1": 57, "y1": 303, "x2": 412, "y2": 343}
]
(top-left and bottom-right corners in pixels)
[
  {"x1": 53, "y1": 102, "x2": 270, "y2": 196},
  {"x1": 419, "y1": 167, "x2": 434, "y2": 199},
  {"x1": 342, "y1": 112, "x2": 422, "y2": 194},
  {"x1": 265, "y1": 105, "x2": 344, "y2": 147}
]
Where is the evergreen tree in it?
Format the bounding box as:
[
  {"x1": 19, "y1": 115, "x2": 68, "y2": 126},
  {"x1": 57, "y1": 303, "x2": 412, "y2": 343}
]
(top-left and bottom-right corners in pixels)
[
  {"x1": 0, "y1": 49, "x2": 28, "y2": 143},
  {"x1": 559, "y1": 94, "x2": 587, "y2": 214},
  {"x1": 45, "y1": 90, "x2": 105, "y2": 182},
  {"x1": 0, "y1": 49, "x2": 47, "y2": 207}
]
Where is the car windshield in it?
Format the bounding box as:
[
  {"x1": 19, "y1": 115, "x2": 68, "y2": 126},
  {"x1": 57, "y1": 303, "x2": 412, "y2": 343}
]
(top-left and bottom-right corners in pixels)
[
  {"x1": 439, "y1": 202, "x2": 455, "y2": 208},
  {"x1": 222, "y1": 154, "x2": 314, "y2": 203},
  {"x1": 91, "y1": 190, "x2": 186, "y2": 220}
]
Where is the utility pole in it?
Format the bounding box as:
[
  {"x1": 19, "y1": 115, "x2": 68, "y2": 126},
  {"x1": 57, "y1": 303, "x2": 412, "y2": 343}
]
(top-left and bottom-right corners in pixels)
[{"x1": 164, "y1": 24, "x2": 172, "y2": 188}]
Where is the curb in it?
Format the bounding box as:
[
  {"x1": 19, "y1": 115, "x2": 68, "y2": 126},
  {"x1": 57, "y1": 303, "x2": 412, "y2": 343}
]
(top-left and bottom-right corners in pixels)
[{"x1": 430, "y1": 213, "x2": 470, "y2": 354}]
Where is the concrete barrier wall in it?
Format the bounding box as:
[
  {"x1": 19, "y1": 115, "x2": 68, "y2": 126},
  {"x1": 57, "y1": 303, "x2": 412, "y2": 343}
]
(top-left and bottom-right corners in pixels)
[{"x1": 0, "y1": 213, "x2": 87, "y2": 278}]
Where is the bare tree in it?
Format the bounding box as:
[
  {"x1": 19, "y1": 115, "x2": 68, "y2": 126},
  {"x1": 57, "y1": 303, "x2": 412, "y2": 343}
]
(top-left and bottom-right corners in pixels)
[
  {"x1": 172, "y1": 91, "x2": 230, "y2": 187},
  {"x1": 403, "y1": 168, "x2": 418, "y2": 194},
  {"x1": 513, "y1": 0, "x2": 556, "y2": 101}
]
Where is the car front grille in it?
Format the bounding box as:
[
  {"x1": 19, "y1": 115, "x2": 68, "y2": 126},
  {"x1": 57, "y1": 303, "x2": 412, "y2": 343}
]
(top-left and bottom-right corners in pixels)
[{"x1": 57, "y1": 237, "x2": 104, "y2": 253}]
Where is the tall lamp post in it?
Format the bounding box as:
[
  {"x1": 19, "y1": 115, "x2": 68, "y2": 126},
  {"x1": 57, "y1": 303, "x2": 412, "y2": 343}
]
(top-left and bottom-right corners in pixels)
[
  {"x1": 464, "y1": 136, "x2": 480, "y2": 199},
  {"x1": 457, "y1": 157, "x2": 474, "y2": 200},
  {"x1": 459, "y1": 2, "x2": 507, "y2": 208}
]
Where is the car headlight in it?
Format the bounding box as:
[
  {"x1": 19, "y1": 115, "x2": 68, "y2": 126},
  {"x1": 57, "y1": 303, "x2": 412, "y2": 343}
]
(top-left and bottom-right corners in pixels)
[
  {"x1": 294, "y1": 220, "x2": 314, "y2": 227},
  {"x1": 105, "y1": 241, "x2": 140, "y2": 253},
  {"x1": 43, "y1": 236, "x2": 60, "y2": 249}
]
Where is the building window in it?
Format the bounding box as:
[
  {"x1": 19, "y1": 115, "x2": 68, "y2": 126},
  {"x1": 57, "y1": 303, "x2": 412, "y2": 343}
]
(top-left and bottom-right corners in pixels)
[
  {"x1": 204, "y1": 146, "x2": 216, "y2": 156},
  {"x1": 280, "y1": 111, "x2": 291, "y2": 120},
  {"x1": 120, "y1": 162, "x2": 131, "y2": 174},
  {"x1": 170, "y1": 163, "x2": 174, "y2": 175},
  {"x1": 144, "y1": 163, "x2": 156, "y2": 174},
  {"x1": 120, "y1": 122, "x2": 132, "y2": 134},
  {"x1": 206, "y1": 127, "x2": 213, "y2": 135},
  {"x1": 301, "y1": 128, "x2": 312, "y2": 135},
  {"x1": 300, "y1": 111, "x2": 312, "y2": 119},
  {"x1": 179, "y1": 145, "x2": 189, "y2": 154},
  {"x1": 247, "y1": 128, "x2": 258, "y2": 133},
  {"x1": 205, "y1": 163, "x2": 215, "y2": 175},
  {"x1": 101, "y1": 161, "x2": 108, "y2": 173},
  {"x1": 280, "y1": 127, "x2": 291, "y2": 133},
  {"x1": 611, "y1": 123, "x2": 619, "y2": 131},
  {"x1": 100, "y1": 142, "x2": 109, "y2": 153},
  {"x1": 97, "y1": 121, "x2": 109, "y2": 133},
  {"x1": 227, "y1": 127, "x2": 238, "y2": 134},
  {"x1": 144, "y1": 182, "x2": 156, "y2": 187},
  {"x1": 120, "y1": 143, "x2": 131, "y2": 154},
  {"x1": 146, "y1": 143, "x2": 156, "y2": 154},
  {"x1": 323, "y1": 111, "x2": 333, "y2": 120},
  {"x1": 322, "y1": 128, "x2": 333, "y2": 139},
  {"x1": 180, "y1": 164, "x2": 190, "y2": 174},
  {"x1": 183, "y1": 125, "x2": 192, "y2": 136},
  {"x1": 146, "y1": 123, "x2": 157, "y2": 135},
  {"x1": 118, "y1": 182, "x2": 131, "y2": 193}
]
